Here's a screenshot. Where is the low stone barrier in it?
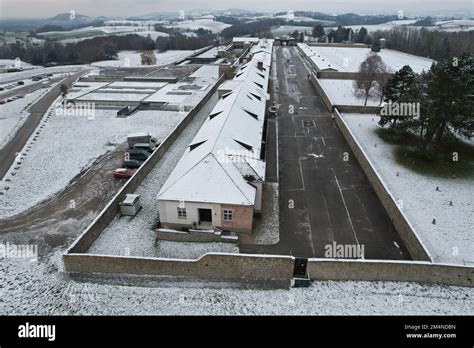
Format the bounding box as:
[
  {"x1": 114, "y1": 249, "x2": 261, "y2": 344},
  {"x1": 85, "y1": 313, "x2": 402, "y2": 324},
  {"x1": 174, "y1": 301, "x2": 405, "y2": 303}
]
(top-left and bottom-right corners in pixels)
[
  {"x1": 334, "y1": 104, "x2": 382, "y2": 114},
  {"x1": 309, "y1": 72, "x2": 334, "y2": 112},
  {"x1": 64, "y1": 252, "x2": 295, "y2": 281},
  {"x1": 155, "y1": 229, "x2": 238, "y2": 243},
  {"x1": 308, "y1": 258, "x2": 474, "y2": 287}
]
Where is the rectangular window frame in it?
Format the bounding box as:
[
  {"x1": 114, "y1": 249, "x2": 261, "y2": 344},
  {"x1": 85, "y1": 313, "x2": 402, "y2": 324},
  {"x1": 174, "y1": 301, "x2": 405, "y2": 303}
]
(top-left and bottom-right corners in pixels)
[
  {"x1": 223, "y1": 209, "x2": 234, "y2": 221},
  {"x1": 177, "y1": 207, "x2": 187, "y2": 219}
]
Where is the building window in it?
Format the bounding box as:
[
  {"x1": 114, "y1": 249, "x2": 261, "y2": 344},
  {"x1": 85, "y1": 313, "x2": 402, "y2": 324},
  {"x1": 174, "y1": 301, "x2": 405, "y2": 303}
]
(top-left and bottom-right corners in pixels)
[
  {"x1": 223, "y1": 209, "x2": 234, "y2": 221},
  {"x1": 177, "y1": 207, "x2": 187, "y2": 219}
]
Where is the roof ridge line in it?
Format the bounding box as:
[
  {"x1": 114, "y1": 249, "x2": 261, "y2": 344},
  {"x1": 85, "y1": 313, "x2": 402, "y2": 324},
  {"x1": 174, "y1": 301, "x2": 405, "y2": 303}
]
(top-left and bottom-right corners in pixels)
[
  {"x1": 157, "y1": 152, "x2": 214, "y2": 198},
  {"x1": 210, "y1": 152, "x2": 254, "y2": 205}
]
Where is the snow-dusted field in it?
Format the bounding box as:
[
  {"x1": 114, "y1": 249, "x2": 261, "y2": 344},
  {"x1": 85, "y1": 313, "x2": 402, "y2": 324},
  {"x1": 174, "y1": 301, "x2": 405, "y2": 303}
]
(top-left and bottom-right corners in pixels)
[
  {"x1": 165, "y1": 19, "x2": 231, "y2": 33},
  {"x1": 0, "y1": 109, "x2": 186, "y2": 218},
  {"x1": 92, "y1": 50, "x2": 194, "y2": 68},
  {"x1": 0, "y1": 59, "x2": 38, "y2": 70},
  {"x1": 327, "y1": 20, "x2": 418, "y2": 34},
  {"x1": 0, "y1": 65, "x2": 89, "y2": 84},
  {"x1": 0, "y1": 249, "x2": 472, "y2": 315},
  {"x1": 0, "y1": 88, "x2": 52, "y2": 149},
  {"x1": 144, "y1": 77, "x2": 213, "y2": 106},
  {"x1": 271, "y1": 25, "x2": 314, "y2": 36},
  {"x1": 88, "y1": 93, "x2": 221, "y2": 257},
  {"x1": 39, "y1": 25, "x2": 168, "y2": 39},
  {"x1": 59, "y1": 31, "x2": 169, "y2": 44},
  {"x1": 303, "y1": 45, "x2": 434, "y2": 73},
  {"x1": 319, "y1": 78, "x2": 382, "y2": 106},
  {"x1": 341, "y1": 114, "x2": 473, "y2": 265}
]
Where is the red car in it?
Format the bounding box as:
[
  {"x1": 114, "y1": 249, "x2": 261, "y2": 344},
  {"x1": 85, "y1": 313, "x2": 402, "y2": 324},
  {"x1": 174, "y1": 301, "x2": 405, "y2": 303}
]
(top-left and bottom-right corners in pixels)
[{"x1": 112, "y1": 168, "x2": 136, "y2": 179}]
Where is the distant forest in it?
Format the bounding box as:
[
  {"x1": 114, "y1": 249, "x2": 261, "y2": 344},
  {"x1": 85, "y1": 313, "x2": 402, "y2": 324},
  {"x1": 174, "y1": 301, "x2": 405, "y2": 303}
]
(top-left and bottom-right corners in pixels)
[
  {"x1": 0, "y1": 34, "x2": 156, "y2": 65},
  {"x1": 0, "y1": 29, "x2": 217, "y2": 65}
]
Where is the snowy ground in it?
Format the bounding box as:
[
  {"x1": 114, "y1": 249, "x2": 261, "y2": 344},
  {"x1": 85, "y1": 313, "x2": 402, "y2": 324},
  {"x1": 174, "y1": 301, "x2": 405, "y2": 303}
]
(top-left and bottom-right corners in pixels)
[
  {"x1": 87, "y1": 93, "x2": 230, "y2": 258},
  {"x1": 164, "y1": 19, "x2": 231, "y2": 33},
  {"x1": 319, "y1": 79, "x2": 381, "y2": 107},
  {"x1": 0, "y1": 59, "x2": 38, "y2": 70},
  {"x1": 0, "y1": 65, "x2": 89, "y2": 84},
  {"x1": 0, "y1": 249, "x2": 472, "y2": 315},
  {"x1": 241, "y1": 182, "x2": 279, "y2": 245},
  {"x1": 92, "y1": 50, "x2": 194, "y2": 68},
  {"x1": 39, "y1": 25, "x2": 170, "y2": 42},
  {"x1": 302, "y1": 45, "x2": 433, "y2": 73},
  {"x1": 342, "y1": 114, "x2": 473, "y2": 265},
  {"x1": 0, "y1": 109, "x2": 186, "y2": 218},
  {"x1": 0, "y1": 88, "x2": 52, "y2": 149},
  {"x1": 60, "y1": 31, "x2": 170, "y2": 44},
  {"x1": 326, "y1": 20, "x2": 418, "y2": 34},
  {"x1": 271, "y1": 25, "x2": 314, "y2": 37}
]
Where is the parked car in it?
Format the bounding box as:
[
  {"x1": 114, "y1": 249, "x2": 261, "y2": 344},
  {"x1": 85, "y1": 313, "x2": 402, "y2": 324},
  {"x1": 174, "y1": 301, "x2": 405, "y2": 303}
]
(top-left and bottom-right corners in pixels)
[
  {"x1": 11, "y1": 96, "x2": 21, "y2": 100},
  {"x1": 127, "y1": 133, "x2": 159, "y2": 148},
  {"x1": 126, "y1": 149, "x2": 150, "y2": 161},
  {"x1": 122, "y1": 159, "x2": 144, "y2": 169},
  {"x1": 133, "y1": 142, "x2": 156, "y2": 153},
  {"x1": 17, "y1": 81, "x2": 24, "y2": 85},
  {"x1": 112, "y1": 168, "x2": 136, "y2": 179},
  {"x1": 0, "y1": 87, "x2": 4, "y2": 91},
  {"x1": 6, "y1": 98, "x2": 14, "y2": 102},
  {"x1": 0, "y1": 100, "x2": 6, "y2": 105},
  {"x1": 32, "y1": 76, "x2": 42, "y2": 81}
]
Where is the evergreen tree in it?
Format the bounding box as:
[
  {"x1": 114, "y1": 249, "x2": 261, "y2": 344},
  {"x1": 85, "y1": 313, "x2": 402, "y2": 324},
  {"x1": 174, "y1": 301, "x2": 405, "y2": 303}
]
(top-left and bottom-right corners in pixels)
[
  {"x1": 312, "y1": 24, "x2": 325, "y2": 39},
  {"x1": 356, "y1": 27, "x2": 368, "y2": 43},
  {"x1": 378, "y1": 65, "x2": 421, "y2": 129}
]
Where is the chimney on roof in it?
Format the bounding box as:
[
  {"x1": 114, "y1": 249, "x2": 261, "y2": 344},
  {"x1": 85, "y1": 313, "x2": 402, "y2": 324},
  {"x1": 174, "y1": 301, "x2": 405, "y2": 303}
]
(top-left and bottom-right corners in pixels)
[{"x1": 257, "y1": 61, "x2": 264, "y2": 71}]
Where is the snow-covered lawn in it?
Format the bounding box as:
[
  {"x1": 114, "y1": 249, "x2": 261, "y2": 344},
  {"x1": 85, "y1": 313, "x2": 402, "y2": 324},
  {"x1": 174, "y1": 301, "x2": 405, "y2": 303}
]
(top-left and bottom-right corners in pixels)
[
  {"x1": 0, "y1": 88, "x2": 52, "y2": 149},
  {"x1": 319, "y1": 78, "x2": 382, "y2": 106},
  {"x1": 303, "y1": 45, "x2": 433, "y2": 73},
  {"x1": 92, "y1": 50, "x2": 194, "y2": 67},
  {"x1": 87, "y1": 93, "x2": 222, "y2": 258},
  {"x1": 165, "y1": 19, "x2": 231, "y2": 33},
  {"x1": 0, "y1": 108, "x2": 186, "y2": 218},
  {"x1": 0, "y1": 249, "x2": 472, "y2": 315},
  {"x1": 341, "y1": 114, "x2": 473, "y2": 265}
]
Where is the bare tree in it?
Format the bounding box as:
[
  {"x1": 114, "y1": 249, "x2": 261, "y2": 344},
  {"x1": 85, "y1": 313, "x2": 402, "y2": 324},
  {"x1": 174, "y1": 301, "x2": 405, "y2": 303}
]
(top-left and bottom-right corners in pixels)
[
  {"x1": 140, "y1": 50, "x2": 157, "y2": 65},
  {"x1": 375, "y1": 72, "x2": 390, "y2": 105},
  {"x1": 354, "y1": 54, "x2": 387, "y2": 105}
]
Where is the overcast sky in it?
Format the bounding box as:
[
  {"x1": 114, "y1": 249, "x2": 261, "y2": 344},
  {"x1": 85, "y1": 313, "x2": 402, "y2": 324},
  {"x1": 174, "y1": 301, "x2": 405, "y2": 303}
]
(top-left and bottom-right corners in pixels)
[{"x1": 0, "y1": 0, "x2": 472, "y2": 18}]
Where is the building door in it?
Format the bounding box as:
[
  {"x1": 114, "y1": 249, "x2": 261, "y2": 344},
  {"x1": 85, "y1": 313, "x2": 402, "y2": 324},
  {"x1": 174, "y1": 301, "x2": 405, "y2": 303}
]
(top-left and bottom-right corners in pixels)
[{"x1": 198, "y1": 208, "x2": 212, "y2": 224}]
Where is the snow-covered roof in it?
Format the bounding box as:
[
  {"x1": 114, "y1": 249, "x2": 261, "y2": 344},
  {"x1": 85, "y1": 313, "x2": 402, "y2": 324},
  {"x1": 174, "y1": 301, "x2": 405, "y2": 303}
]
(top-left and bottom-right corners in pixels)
[
  {"x1": 157, "y1": 40, "x2": 272, "y2": 206},
  {"x1": 233, "y1": 37, "x2": 260, "y2": 44}
]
